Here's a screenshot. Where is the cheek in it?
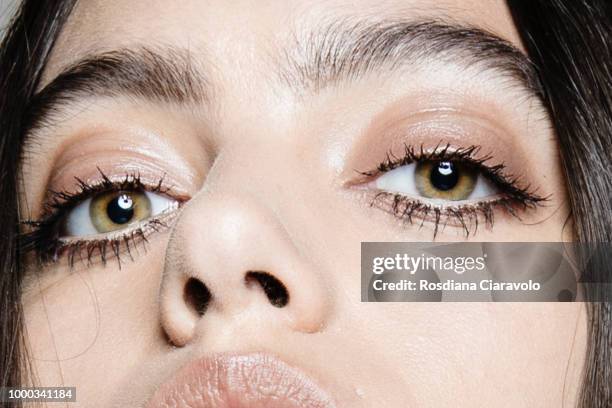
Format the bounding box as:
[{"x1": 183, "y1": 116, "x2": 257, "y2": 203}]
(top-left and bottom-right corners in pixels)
[
  {"x1": 22, "y1": 239, "x2": 167, "y2": 396},
  {"x1": 23, "y1": 273, "x2": 100, "y2": 363},
  {"x1": 335, "y1": 303, "x2": 584, "y2": 405}
]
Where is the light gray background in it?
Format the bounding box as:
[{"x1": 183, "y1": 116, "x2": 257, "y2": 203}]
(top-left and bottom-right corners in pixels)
[{"x1": 0, "y1": 0, "x2": 17, "y2": 36}]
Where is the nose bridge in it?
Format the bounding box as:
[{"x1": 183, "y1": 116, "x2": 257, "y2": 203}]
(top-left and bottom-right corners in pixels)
[{"x1": 159, "y1": 192, "x2": 329, "y2": 347}]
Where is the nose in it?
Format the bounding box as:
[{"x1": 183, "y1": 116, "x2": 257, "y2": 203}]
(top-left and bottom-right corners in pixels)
[{"x1": 159, "y1": 193, "x2": 329, "y2": 347}]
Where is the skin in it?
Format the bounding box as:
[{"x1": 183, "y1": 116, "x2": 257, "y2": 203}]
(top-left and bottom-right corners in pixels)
[{"x1": 19, "y1": 0, "x2": 586, "y2": 407}]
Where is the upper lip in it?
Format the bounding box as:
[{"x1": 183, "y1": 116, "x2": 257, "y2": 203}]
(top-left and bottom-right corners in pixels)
[{"x1": 145, "y1": 353, "x2": 336, "y2": 408}]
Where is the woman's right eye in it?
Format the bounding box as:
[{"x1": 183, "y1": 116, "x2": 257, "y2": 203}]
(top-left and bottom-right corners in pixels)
[{"x1": 62, "y1": 189, "x2": 178, "y2": 237}]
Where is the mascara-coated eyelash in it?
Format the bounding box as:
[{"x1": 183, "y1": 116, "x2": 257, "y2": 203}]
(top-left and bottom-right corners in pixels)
[
  {"x1": 20, "y1": 169, "x2": 184, "y2": 268},
  {"x1": 356, "y1": 143, "x2": 548, "y2": 237}
]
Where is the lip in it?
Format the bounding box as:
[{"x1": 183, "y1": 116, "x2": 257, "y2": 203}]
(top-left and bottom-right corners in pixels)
[{"x1": 145, "y1": 353, "x2": 336, "y2": 408}]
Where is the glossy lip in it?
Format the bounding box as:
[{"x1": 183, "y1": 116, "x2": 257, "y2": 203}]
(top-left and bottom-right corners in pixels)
[{"x1": 145, "y1": 353, "x2": 336, "y2": 408}]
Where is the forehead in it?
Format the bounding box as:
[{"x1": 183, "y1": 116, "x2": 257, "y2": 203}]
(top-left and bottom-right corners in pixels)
[{"x1": 42, "y1": 0, "x2": 522, "y2": 85}]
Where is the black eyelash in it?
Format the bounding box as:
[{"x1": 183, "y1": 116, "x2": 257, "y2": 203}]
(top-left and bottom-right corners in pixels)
[
  {"x1": 359, "y1": 143, "x2": 548, "y2": 238},
  {"x1": 20, "y1": 168, "x2": 177, "y2": 268}
]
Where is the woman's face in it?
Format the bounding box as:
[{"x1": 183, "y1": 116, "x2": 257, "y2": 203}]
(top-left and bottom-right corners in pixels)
[{"x1": 20, "y1": 0, "x2": 586, "y2": 406}]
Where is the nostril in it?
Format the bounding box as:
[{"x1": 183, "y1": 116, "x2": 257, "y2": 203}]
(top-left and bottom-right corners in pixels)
[
  {"x1": 245, "y1": 271, "x2": 289, "y2": 308},
  {"x1": 183, "y1": 278, "x2": 212, "y2": 316}
]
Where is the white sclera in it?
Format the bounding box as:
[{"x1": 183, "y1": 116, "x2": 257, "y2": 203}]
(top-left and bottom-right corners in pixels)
[
  {"x1": 375, "y1": 163, "x2": 419, "y2": 196},
  {"x1": 64, "y1": 197, "x2": 96, "y2": 236},
  {"x1": 147, "y1": 191, "x2": 178, "y2": 216}
]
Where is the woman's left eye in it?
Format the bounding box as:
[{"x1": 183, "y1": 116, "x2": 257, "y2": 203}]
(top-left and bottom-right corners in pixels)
[
  {"x1": 375, "y1": 160, "x2": 498, "y2": 202},
  {"x1": 62, "y1": 190, "x2": 178, "y2": 237}
]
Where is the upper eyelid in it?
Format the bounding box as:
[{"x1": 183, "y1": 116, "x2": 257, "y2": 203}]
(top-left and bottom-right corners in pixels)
[
  {"x1": 352, "y1": 143, "x2": 503, "y2": 184},
  {"x1": 27, "y1": 172, "x2": 182, "y2": 226},
  {"x1": 345, "y1": 92, "x2": 550, "y2": 188},
  {"x1": 49, "y1": 172, "x2": 172, "y2": 205},
  {"x1": 366, "y1": 144, "x2": 499, "y2": 175}
]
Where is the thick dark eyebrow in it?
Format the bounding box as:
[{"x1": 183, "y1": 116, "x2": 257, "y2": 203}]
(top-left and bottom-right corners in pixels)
[
  {"x1": 24, "y1": 47, "x2": 209, "y2": 132},
  {"x1": 25, "y1": 20, "x2": 542, "y2": 135},
  {"x1": 282, "y1": 19, "x2": 543, "y2": 97}
]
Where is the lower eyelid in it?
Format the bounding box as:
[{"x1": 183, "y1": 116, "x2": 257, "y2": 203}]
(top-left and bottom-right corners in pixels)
[
  {"x1": 368, "y1": 191, "x2": 507, "y2": 238},
  {"x1": 50, "y1": 209, "x2": 180, "y2": 268}
]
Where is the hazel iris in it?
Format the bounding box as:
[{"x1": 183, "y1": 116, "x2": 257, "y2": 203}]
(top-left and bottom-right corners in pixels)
[
  {"x1": 415, "y1": 160, "x2": 477, "y2": 200},
  {"x1": 90, "y1": 191, "x2": 152, "y2": 233}
]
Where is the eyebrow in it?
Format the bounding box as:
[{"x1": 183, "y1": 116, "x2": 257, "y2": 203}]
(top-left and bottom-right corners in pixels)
[
  {"x1": 25, "y1": 19, "x2": 542, "y2": 134},
  {"x1": 282, "y1": 19, "x2": 542, "y2": 96},
  {"x1": 24, "y1": 47, "x2": 209, "y2": 132}
]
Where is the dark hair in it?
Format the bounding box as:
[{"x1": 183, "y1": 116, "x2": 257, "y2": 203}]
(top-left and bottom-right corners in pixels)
[
  {"x1": 0, "y1": 1, "x2": 77, "y2": 404},
  {"x1": 509, "y1": 2, "x2": 611, "y2": 406},
  {"x1": 0, "y1": 1, "x2": 609, "y2": 407}
]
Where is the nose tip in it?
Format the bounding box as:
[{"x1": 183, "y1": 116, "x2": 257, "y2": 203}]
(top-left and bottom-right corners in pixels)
[
  {"x1": 162, "y1": 270, "x2": 293, "y2": 347},
  {"x1": 158, "y1": 195, "x2": 330, "y2": 348}
]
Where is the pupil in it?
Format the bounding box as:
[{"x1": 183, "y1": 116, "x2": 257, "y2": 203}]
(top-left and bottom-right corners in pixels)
[
  {"x1": 106, "y1": 193, "x2": 135, "y2": 224},
  {"x1": 430, "y1": 161, "x2": 459, "y2": 191}
]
